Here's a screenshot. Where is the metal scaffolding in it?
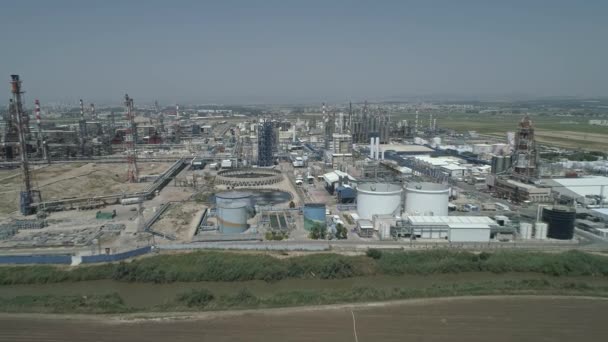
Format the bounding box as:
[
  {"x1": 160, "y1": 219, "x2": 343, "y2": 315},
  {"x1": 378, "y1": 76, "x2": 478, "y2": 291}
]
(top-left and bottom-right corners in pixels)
[
  {"x1": 9, "y1": 75, "x2": 41, "y2": 215},
  {"x1": 257, "y1": 119, "x2": 275, "y2": 167}
]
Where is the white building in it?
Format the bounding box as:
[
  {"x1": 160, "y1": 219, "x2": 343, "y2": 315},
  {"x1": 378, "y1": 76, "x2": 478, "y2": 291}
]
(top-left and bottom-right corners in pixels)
[
  {"x1": 407, "y1": 216, "x2": 495, "y2": 242},
  {"x1": 589, "y1": 119, "x2": 608, "y2": 126},
  {"x1": 440, "y1": 164, "x2": 467, "y2": 178}
]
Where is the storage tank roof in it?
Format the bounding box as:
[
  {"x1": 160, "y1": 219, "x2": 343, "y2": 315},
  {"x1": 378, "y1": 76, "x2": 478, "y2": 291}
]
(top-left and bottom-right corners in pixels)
[
  {"x1": 358, "y1": 182, "x2": 402, "y2": 194},
  {"x1": 406, "y1": 182, "x2": 449, "y2": 192}
]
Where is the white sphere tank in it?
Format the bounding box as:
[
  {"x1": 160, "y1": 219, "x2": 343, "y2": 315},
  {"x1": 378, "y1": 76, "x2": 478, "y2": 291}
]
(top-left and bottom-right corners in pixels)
[
  {"x1": 405, "y1": 182, "x2": 449, "y2": 216},
  {"x1": 357, "y1": 182, "x2": 403, "y2": 220}
]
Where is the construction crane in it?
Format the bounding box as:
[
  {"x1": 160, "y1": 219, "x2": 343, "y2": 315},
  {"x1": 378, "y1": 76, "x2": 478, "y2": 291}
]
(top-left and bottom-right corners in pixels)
[{"x1": 9, "y1": 75, "x2": 40, "y2": 215}]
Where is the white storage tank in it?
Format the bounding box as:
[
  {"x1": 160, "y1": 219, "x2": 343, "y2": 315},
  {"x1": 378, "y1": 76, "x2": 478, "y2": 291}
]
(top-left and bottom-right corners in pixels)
[
  {"x1": 519, "y1": 222, "x2": 533, "y2": 240},
  {"x1": 215, "y1": 191, "x2": 255, "y2": 234},
  {"x1": 356, "y1": 182, "x2": 403, "y2": 220},
  {"x1": 405, "y1": 182, "x2": 449, "y2": 216},
  {"x1": 535, "y1": 222, "x2": 548, "y2": 240}
]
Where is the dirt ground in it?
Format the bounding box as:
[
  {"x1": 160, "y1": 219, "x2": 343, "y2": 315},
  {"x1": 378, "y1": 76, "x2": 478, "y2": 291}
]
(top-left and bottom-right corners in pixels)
[
  {"x1": 0, "y1": 162, "x2": 171, "y2": 215},
  {"x1": 151, "y1": 202, "x2": 202, "y2": 241},
  {"x1": 0, "y1": 296, "x2": 606, "y2": 341},
  {"x1": 534, "y1": 130, "x2": 608, "y2": 150}
]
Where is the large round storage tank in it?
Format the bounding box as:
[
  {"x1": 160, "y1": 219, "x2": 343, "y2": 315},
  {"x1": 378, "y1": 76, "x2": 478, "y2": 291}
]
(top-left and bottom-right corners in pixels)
[
  {"x1": 542, "y1": 206, "x2": 575, "y2": 240},
  {"x1": 303, "y1": 203, "x2": 326, "y2": 231},
  {"x1": 405, "y1": 182, "x2": 449, "y2": 216},
  {"x1": 215, "y1": 191, "x2": 254, "y2": 234},
  {"x1": 357, "y1": 183, "x2": 403, "y2": 220}
]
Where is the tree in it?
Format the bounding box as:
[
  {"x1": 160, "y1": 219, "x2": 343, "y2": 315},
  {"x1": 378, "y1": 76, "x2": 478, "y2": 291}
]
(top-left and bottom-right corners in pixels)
[
  {"x1": 309, "y1": 222, "x2": 327, "y2": 240},
  {"x1": 335, "y1": 223, "x2": 347, "y2": 240},
  {"x1": 289, "y1": 201, "x2": 295, "y2": 208}
]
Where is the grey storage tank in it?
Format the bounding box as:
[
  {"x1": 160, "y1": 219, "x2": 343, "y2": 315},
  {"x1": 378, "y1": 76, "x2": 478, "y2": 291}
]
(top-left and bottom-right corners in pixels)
[{"x1": 215, "y1": 191, "x2": 256, "y2": 233}]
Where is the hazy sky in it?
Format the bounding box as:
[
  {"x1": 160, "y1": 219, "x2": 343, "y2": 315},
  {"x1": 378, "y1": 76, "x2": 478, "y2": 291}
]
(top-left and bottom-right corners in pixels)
[{"x1": 1, "y1": 0, "x2": 607, "y2": 105}]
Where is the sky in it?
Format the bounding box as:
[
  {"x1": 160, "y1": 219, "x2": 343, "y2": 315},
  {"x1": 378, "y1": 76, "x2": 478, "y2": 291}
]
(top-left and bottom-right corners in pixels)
[{"x1": 1, "y1": 0, "x2": 607, "y2": 105}]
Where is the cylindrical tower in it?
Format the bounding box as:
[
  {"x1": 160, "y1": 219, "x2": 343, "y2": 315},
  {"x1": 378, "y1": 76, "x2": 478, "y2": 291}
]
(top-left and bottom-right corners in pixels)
[
  {"x1": 404, "y1": 182, "x2": 449, "y2": 216},
  {"x1": 534, "y1": 222, "x2": 548, "y2": 240},
  {"x1": 357, "y1": 182, "x2": 403, "y2": 220},
  {"x1": 215, "y1": 192, "x2": 255, "y2": 234},
  {"x1": 542, "y1": 206, "x2": 575, "y2": 240},
  {"x1": 519, "y1": 222, "x2": 533, "y2": 240}
]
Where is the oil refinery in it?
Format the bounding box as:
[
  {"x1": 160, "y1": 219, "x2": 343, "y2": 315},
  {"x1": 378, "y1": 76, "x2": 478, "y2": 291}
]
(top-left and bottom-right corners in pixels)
[{"x1": 0, "y1": 74, "x2": 607, "y2": 266}]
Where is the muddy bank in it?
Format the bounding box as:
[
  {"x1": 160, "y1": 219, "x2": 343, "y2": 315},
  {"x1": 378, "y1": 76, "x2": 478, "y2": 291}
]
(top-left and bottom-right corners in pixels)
[{"x1": 0, "y1": 296, "x2": 606, "y2": 342}]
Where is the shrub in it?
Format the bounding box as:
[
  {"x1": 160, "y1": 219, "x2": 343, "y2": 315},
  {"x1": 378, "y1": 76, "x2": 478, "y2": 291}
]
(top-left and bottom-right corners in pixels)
[
  {"x1": 177, "y1": 289, "x2": 215, "y2": 307},
  {"x1": 366, "y1": 249, "x2": 383, "y2": 260}
]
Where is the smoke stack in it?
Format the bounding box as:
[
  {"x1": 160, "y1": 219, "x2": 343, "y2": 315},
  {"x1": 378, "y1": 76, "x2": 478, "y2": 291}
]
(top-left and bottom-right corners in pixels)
[
  {"x1": 375, "y1": 137, "x2": 380, "y2": 160},
  {"x1": 90, "y1": 103, "x2": 96, "y2": 120},
  {"x1": 176, "y1": 104, "x2": 179, "y2": 119},
  {"x1": 34, "y1": 99, "x2": 41, "y2": 126},
  {"x1": 79, "y1": 99, "x2": 84, "y2": 119}
]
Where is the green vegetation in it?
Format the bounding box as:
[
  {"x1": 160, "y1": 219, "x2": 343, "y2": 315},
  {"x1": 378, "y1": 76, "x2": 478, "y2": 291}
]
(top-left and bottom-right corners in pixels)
[
  {"x1": 2, "y1": 279, "x2": 608, "y2": 314},
  {"x1": 308, "y1": 222, "x2": 327, "y2": 240},
  {"x1": 1, "y1": 250, "x2": 608, "y2": 286},
  {"x1": 366, "y1": 248, "x2": 383, "y2": 260},
  {"x1": 0, "y1": 293, "x2": 130, "y2": 314},
  {"x1": 177, "y1": 289, "x2": 215, "y2": 308},
  {"x1": 335, "y1": 223, "x2": 347, "y2": 239},
  {"x1": 2, "y1": 250, "x2": 608, "y2": 314},
  {"x1": 265, "y1": 230, "x2": 289, "y2": 241}
]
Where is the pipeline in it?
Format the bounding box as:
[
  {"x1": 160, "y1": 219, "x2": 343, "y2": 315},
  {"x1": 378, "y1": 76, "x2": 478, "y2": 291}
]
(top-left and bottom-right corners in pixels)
[{"x1": 32, "y1": 159, "x2": 187, "y2": 210}]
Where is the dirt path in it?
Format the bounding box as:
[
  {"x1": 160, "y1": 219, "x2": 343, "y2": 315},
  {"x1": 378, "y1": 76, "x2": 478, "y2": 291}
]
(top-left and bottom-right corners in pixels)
[{"x1": 1, "y1": 295, "x2": 606, "y2": 323}]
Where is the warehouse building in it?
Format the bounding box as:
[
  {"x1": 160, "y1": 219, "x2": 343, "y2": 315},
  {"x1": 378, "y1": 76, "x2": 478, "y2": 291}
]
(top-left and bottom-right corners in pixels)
[
  {"x1": 406, "y1": 216, "x2": 496, "y2": 242},
  {"x1": 492, "y1": 178, "x2": 552, "y2": 203}
]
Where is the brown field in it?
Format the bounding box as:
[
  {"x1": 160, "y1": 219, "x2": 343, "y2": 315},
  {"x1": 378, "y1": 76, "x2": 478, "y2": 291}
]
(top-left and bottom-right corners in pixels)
[
  {"x1": 151, "y1": 202, "x2": 201, "y2": 241},
  {"x1": 0, "y1": 162, "x2": 171, "y2": 215},
  {"x1": 0, "y1": 296, "x2": 606, "y2": 342},
  {"x1": 534, "y1": 130, "x2": 608, "y2": 150}
]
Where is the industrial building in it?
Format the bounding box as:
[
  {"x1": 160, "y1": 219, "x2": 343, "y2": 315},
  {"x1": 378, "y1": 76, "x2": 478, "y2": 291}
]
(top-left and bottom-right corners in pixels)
[
  {"x1": 257, "y1": 119, "x2": 275, "y2": 167},
  {"x1": 491, "y1": 178, "x2": 552, "y2": 203},
  {"x1": 401, "y1": 216, "x2": 495, "y2": 242},
  {"x1": 542, "y1": 176, "x2": 608, "y2": 206}
]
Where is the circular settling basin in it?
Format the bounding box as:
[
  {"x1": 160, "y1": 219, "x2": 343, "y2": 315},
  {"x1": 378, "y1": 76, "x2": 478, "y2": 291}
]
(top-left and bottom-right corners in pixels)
[{"x1": 211, "y1": 190, "x2": 292, "y2": 206}]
